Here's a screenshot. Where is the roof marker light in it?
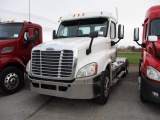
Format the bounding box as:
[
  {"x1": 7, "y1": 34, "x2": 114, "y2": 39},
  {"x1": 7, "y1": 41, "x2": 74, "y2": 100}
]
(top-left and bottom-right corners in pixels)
[
  {"x1": 4, "y1": 20, "x2": 15, "y2": 23},
  {"x1": 78, "y1": 14, "x2": 80, "y2": 17},
  {"x1": 101, "y1": 12, "x2": 103, "y2": 15},
  {"x1": 82, "y1": 13, "x2": 85, "y2": 16},
  {"x1": 23, "y1": 20, "x2": 27, "y2": 23},
  {"x1": 73, "y1": 14, "x2": 76, "y2": 17}
]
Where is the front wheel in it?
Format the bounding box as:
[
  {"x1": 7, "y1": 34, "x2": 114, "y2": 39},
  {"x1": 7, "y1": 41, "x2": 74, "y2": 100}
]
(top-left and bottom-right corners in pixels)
[
  {"x1": 94, "y1": 69, "x2": 110, "y2": 105},
  {"x1": 0, "y1": 67, "x2": 23, "y2": 95}
]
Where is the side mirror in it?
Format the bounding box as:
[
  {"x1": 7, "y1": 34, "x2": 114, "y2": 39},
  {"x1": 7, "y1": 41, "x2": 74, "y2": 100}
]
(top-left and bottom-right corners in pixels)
[
  {"x1": 148, "y1": 35, "x2": 158, "y2": 42},
  {"x1": 118, "y1": 24, "x2": 124, "y2": 39},
  {"x1": 53, "y1": 30, "x2": 56, "y2": 39},
  {"x1": 134, "y1": 28, "x2": 139, "y2": 41},
  {"x1": 89, "y1": 31, "x2": 98, "y2": 38},
  {"x1": 111, "y1": 24, "x2": 124, "y2": 46},
  {"x1": 133, "y1": 27, "x2": 146, "y2": 47},
  {"x1": 27, "y1": 28, "x2": 36, "y2": 41}
]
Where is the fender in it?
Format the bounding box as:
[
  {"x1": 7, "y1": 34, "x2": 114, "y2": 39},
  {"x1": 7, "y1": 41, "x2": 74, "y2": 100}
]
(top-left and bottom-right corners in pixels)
[
  {"x1": 142, "y1": 52, "x2": 160, "y2": 76},
  {"x1": 0, "y1": 55, "x2": 25, "y2": 71},
  {"x1": 102, "y1": 58, "x2": 112, "y2": 72}
]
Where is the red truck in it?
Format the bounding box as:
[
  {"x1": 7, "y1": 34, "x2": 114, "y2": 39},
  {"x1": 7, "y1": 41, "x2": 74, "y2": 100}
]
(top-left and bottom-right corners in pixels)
[
  {"x1": 0, "y1": 21, "x2": 42, "y2": 95},
  {"x1": 134, "y1": 5, "x2": 160, "y2": 103}
]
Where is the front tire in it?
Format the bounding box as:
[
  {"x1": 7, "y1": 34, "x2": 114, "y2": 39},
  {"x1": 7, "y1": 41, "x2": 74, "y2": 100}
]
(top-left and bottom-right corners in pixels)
[
  {"x1": 94, "y1": 69, "x2": 110, "y2": 105},
  {"x1": 0, "y1": 67, "x2": 23, "y2": 95}
]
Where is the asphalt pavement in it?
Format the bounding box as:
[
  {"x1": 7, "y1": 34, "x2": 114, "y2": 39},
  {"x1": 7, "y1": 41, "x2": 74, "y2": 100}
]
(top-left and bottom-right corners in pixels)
[{"x1": 0, "y1": 67, "x2": 160, "y2": 120}]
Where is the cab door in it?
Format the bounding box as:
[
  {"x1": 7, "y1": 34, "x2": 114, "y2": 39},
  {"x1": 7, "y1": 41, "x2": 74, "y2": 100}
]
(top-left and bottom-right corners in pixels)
[
  {"x1": 142, "y1": 21, "x2": 149, "y2": 58},
  {"x1": 110, "y1": 21, "x2": 117, "y2": 62},
  {"x1": 19, "y1": 27, "x2": 40, "y2": 65}
]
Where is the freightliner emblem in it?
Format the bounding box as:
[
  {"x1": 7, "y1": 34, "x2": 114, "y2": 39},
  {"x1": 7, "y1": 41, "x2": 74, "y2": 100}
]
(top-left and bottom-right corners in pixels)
[{"x1": 46, "y1": 47, "x2": 55, "y2": 51}]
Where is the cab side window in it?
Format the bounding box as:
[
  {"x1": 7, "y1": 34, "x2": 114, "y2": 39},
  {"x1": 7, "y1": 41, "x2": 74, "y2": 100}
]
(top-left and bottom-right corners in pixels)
[
  {"x1": 110, "y1": 22, "x2": 116, "y2": 39},
  {"x1": 34, "y1": 29, "x2": 39, "y2": 40},
  {"x1": 24, "y1": 28, "x2": 39, "y2": 42},
  {"x1": 145, "y1": 23, "x2": 148, "y2": 40}
]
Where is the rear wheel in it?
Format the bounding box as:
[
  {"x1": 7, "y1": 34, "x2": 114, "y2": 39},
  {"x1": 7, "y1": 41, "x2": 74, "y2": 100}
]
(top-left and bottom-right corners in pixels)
[
  {"x1": 94, "y1": 69, "x2": 110, "y2": 105},
  {"x1": 0, "y1": 67, "x2": 23, "y2": 95},
  {"x1": 122, "y1": 59, "x2": 129, "y2": 77}
]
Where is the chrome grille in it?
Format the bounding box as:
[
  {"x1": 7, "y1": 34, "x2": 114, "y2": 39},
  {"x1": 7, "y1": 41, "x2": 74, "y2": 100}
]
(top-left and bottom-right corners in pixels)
[{"x1": 31, "y1": 50, "x2": 73, "y2": 78}]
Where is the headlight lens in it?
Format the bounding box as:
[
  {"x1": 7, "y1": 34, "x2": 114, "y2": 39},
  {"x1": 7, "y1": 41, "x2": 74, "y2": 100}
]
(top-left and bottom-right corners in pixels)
[
  {"x1": 77, "y1": 63, "x2": 98, "y2": 78},
  {"x1": 26, "y1": 60, "x2": 31, "y2": 75},
  {"x1": 147, "y1": 66, "x2": 160, "y2": 81}
]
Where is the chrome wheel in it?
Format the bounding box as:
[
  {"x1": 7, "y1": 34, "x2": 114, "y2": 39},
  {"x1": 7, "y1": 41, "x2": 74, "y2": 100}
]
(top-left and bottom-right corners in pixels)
[
  {"x1": 94, "y1": 69, "x2": 110, "y2": 105},
  {"x1": 4, "y1": 73, "x2": 19, "y2": 90},
  {"x1": 104, "y1": 77, "x2": 110, "y2": 97}
]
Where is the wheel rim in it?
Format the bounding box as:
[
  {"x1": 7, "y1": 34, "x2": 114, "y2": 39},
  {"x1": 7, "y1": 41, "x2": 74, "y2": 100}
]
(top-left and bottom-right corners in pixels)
[
  {"x1": 104, "y1": 76, "x2": 110, "y2": 97},
  {"x1": 4, "y1": 73, "x2": 19, "y2": 90}
]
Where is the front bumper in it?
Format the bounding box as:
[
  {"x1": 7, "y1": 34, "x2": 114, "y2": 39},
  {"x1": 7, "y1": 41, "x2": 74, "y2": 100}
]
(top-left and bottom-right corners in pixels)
[
  {"x1": 24, "y1": 73, "x2": 100, "y2": 99},
  {"x1": 141, "y1": 74, "x2": 160, "y2": 103}
]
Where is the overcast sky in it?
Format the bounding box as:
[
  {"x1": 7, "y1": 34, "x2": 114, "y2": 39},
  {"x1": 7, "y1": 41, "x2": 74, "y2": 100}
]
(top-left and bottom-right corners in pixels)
[{"x1": 0, "y1": 0, "x2": 160, "y2": 47}]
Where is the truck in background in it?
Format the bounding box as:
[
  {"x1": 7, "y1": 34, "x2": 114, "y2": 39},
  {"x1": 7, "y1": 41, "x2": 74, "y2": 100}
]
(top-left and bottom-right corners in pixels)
[
  {"x1": 134, "y1": 5, "x2": 160, "y2": 103},
  {"x1": 0, "y1": 21, "x2": 43, "y2": 95},
  {"x1": 25, "y1": 11, "x2": 129, "y2": 105}
]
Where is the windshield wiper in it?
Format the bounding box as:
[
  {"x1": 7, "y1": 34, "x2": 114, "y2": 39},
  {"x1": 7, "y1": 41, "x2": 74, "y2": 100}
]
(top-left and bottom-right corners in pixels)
[{"x1": 77, "y1": 35, "x2": 89, "y2": 37}]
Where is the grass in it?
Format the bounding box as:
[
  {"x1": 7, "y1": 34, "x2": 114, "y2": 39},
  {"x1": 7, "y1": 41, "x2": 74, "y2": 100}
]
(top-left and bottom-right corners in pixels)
[{"x1": 117, "y1": 53, "x2": 141, "y2": 66}]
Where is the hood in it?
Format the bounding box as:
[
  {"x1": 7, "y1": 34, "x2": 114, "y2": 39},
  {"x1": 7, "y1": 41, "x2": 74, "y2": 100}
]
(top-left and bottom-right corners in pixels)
[
  {"x1": 36, "y1": 37, "x2": 109, "y2": 50},
  {"x1": 0, "y1": 39, "x2": 16, "y2": 48},
  {"x1": 0, "y1": 39, "x2": 17, "y2": 55}
]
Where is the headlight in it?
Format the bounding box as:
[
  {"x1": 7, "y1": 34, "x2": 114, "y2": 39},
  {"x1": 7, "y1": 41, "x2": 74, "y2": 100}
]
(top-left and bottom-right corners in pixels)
[
  {"x1": 26, "y1": 60, "x2": 31, "y2": 75},
  {"x1": 147, "y1": 66, "x2": 160, "y2": 81},
  {"x1": 77, "y1": 63, "x2": 98, "y2": 78}
]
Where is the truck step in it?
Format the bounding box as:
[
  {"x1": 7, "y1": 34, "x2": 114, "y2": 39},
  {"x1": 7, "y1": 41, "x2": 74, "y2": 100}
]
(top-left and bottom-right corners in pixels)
[
  {"x1": 117, "y1": 71, "x2": 125, "y2": 78},
  {"x1": 111, "y1": 78, "x2": 119, "y2": 85},
  {"x1": 111, "y1": 71, "x2": 125, "y2": 86}
]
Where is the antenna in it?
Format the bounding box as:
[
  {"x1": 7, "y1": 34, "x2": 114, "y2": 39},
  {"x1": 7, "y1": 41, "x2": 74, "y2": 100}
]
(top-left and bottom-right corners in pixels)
[
  {"x1": 29, "y1": 0, "x2": 30, "y2": 22},
  {"x1": 116, "y1": 7, "x2": 118, "y2": 24}
]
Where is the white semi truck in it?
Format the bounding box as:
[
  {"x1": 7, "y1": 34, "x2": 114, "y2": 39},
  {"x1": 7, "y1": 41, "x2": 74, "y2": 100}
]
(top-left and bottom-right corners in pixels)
[{"x1": 25, "y1": 11, "x2": 129, "y2": 105}]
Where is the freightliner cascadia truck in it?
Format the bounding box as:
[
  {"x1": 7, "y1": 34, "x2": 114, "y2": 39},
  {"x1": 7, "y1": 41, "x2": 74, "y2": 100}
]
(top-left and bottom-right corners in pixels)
[
  {"x1": 25, "y1": 11, "x2": 129, "y2": 105},
  {"x1": 134, "y1": 5, "x2": 160, "y2": 103},
  {"x1": 0, "y1": 21, "x2": 42, "y2": 95}
]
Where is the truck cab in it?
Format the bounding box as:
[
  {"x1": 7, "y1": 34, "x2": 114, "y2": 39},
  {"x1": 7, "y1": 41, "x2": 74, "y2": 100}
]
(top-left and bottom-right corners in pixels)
[
  {"x1": 25, "y1": 12, "x2": 128, "y2": 105},
  {"x1": 134, "y1": 5, "x2": 160, "y2": 103},
  {"x1": 0, "y1": 21, "x2": 42, "y2": 95}
]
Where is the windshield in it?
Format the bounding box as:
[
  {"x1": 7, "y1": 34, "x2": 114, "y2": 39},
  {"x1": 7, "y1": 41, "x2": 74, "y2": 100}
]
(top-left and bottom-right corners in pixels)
[
  {"x1": 0, "y1": 23, "x2": 23, "y2": 40},
  {"x1": 150, "y1": 19, "x2": 160, "y2": 37},
  {"x1": 57, "y1": 18, "x2": 108, "y2": 38}
]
